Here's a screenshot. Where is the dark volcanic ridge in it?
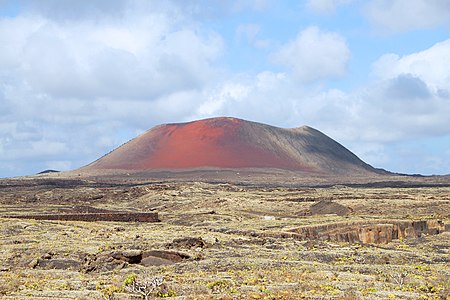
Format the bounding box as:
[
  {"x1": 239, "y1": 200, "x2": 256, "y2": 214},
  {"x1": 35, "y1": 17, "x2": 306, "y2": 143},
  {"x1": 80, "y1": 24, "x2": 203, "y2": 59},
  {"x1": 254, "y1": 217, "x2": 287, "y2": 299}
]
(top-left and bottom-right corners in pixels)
[{"x1": 82, "y1": 117, "x2": 384, "y2": 175}]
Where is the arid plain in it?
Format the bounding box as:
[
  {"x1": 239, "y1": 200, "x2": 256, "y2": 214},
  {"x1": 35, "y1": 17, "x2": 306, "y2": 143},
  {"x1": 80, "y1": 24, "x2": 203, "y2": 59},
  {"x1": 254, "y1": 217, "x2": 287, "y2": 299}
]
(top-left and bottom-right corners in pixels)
[{"x1": 1, "y1": 170, "x2": 449, "y2": 299}]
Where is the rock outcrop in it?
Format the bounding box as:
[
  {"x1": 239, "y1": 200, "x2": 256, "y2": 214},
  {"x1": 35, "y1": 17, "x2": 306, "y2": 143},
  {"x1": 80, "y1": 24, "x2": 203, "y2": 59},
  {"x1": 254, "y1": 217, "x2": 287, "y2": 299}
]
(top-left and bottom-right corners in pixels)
[
  {"x1": 82, "y1": 249, "x2": 191, "y2": 272},
  {"x1": 287, "y1": 219, "x2": 447, "y2": 244}
]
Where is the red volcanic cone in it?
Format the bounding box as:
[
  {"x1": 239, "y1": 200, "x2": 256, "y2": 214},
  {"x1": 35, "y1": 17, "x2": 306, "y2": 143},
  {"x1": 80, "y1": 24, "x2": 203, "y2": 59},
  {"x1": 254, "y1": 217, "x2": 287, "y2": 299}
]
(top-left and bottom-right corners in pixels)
[{"x1": 84, "y1": 117, "x2": 378, "y2": 174}]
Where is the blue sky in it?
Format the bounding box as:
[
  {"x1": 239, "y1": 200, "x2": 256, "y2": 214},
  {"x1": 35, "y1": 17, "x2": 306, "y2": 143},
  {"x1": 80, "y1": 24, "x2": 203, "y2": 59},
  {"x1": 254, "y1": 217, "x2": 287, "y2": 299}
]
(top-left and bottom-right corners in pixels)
[{"x1": 1, "y1": 0, "x2": 450, "y2": 177}]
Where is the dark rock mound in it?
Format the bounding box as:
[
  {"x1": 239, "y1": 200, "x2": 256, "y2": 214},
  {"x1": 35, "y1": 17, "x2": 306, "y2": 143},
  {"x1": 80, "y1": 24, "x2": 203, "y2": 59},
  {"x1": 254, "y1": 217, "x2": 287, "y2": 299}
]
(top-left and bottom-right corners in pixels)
[
  {"x1": 82, "y1": 249, "x2": 191, "y2": 272},
  {"x1": 310, "y1": 200, "x2": 351, "y2": 216},
  {"x1": 37, "y1": 169, "x2": 60, "y2": 174},
  {"x1": 30, "y1": 252, "x2": 81, "y2": 270},
  {"x1": 34, "y1": 258, "x2": 80, "y2": 270},
  {"x1": 166, "y1": 237, "x2": 206, "y2": 249}
]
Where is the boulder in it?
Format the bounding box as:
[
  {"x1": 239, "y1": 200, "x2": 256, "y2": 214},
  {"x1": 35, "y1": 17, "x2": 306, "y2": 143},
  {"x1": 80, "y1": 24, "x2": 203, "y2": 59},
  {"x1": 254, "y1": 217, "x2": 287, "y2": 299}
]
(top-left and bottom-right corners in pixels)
[
  {"x1": 35, "y1": 258, "x2": 81, "y2": 270},
  {"x1": 166, "y1": 237, "x2": 206, "y2": 249}
]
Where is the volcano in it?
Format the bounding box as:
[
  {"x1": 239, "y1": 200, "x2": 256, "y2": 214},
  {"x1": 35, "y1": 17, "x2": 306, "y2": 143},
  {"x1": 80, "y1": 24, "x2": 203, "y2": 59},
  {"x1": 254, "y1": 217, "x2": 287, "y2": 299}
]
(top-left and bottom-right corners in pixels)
[{"x1": 83, "y1": 117, "x2": 381, "y2": 175}]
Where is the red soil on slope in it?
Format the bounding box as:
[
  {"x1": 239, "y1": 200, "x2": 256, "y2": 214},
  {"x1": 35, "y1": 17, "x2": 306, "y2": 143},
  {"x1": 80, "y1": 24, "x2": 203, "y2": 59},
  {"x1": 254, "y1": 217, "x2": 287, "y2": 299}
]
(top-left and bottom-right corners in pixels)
[
  {"x1": 141, "y1": 118, "x2": 302, "y2": 169},
  {"x1": 85, "y1": 117, "x2": 377, "y2": 174}
]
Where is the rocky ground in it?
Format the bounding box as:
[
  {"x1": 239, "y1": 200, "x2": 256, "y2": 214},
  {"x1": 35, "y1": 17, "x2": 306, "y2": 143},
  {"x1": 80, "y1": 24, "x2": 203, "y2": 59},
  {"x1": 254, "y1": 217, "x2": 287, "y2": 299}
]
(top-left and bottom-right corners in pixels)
[{"x1": 1, "y1": 172, "x2": 450, "y2": 299}]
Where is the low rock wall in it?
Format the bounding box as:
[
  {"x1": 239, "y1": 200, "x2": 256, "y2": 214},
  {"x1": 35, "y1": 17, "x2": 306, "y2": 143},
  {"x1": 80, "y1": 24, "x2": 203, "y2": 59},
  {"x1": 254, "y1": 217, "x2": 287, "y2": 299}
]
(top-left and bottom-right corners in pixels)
[{"x1": 6, "y1": 212, "x2": 159, "y2": 222}]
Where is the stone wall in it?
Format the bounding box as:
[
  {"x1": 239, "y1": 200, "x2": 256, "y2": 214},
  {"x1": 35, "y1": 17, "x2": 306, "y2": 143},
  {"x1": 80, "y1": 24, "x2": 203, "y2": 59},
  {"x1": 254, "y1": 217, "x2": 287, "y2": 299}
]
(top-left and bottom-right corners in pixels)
[{"x1": 7, "y1": 212, "x2": 159, "y2": 222}]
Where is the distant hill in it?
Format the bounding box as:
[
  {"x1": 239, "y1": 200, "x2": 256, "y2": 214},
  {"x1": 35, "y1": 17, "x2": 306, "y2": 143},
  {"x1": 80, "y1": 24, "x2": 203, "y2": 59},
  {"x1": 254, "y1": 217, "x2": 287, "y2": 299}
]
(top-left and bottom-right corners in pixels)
[
  {"x1": 37, "y1": 169, "x2": 60, "y2": 174},
  {"x1": 82, "y1": 117, "x2": 384, "y2": 175}
]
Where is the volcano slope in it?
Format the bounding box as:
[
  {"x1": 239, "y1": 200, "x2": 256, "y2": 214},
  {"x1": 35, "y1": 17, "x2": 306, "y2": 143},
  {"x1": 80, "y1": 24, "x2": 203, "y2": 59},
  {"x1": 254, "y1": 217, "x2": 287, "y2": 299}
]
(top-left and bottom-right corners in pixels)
[{"x1": 82, "y1": 117, "x2": 382, "y2": 176}]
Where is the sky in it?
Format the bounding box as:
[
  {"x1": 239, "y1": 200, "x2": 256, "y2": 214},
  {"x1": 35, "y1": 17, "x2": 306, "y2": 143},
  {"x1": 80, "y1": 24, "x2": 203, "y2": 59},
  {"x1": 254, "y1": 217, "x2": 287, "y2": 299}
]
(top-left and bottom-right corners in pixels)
[{"x1": 1, "y1": 0, "x2": 450, "y2": 177}]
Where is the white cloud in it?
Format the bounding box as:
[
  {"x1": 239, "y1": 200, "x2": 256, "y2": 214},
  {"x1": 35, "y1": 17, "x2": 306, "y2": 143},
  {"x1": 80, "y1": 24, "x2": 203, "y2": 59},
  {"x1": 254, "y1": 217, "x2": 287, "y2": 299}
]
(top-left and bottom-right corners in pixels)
[
  {"x1": 307, "y1": 0, "x2": 353, "y2": 14},
  {"x1": 1, "y1": 1, "x2": 450, "y2": 176},
  {"x1": 197, "y1": 81, "x2": 252, "y2": 116},
  {"x1": 365, "y1": 0, "x2": 450, "y2": 33},
  {"x1": 195, "y1": 71, "x2": 301, "y2": 126},
  {"x1": 6, "y1": 16, "x2": 223, "y2": 100},
  {"x1": 366, "y1": 40, "x2": 450, "y2": 141},
  {"x1": 0, "y1": 1, "x2": 224, "y2": 176},
  {"x1": 372, "y1": 39, "x2": 450, "y2": 91},
  {"x1": 272, "y1": 26, "x2": 350, "y2": 82},
  {"x1": 365, "y1": 39, "x2": 450, "y2": 141},
  {"x1": 358, "y1": 83, "x2": 450, "y2": 140}
]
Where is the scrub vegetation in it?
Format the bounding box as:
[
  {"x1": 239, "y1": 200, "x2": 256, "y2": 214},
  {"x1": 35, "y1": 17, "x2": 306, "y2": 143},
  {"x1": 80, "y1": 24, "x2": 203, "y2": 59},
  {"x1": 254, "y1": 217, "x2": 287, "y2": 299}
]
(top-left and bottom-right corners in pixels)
[{"x1": 1, "y1": 175, "x2": 449, "y2": 299}]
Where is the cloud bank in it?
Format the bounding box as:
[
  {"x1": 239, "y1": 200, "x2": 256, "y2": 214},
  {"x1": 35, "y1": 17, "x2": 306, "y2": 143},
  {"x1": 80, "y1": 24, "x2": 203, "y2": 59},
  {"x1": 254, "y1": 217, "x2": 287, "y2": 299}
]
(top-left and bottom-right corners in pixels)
[
  {"x1": 1, "y1": 0, "x2": 450, "y2": 176},
  {"x1": 0, "y1": 1, "x2": 224, "y2": 176},
  {"x1": 272, "y1": 26, "x2": 350, "y2": 82}
]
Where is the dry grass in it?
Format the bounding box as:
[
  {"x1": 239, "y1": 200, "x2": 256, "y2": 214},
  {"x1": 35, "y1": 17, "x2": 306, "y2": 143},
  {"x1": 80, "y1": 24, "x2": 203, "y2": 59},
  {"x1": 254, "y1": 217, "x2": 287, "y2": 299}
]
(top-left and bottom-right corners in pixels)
[{"x1": 1, "y1": 176, "x2": 449, "y2": 299}]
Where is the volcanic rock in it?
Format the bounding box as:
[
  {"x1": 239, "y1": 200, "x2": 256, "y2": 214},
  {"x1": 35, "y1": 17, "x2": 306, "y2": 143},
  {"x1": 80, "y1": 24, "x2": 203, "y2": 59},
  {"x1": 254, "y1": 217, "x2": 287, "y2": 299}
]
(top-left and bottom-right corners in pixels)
[
  {"x1": 310, "y1": 200, "x2": 351, "y2": 216},
  {"x1": 35, "y1": 258, "x2": 81, "y2": 270},
  {"x1": 288, "y1": 219, "x2": 447, "y2": 244},
  {"x1": 166, "y1": 237, "x2": 206, "y2": 249},
  {"x1": 81, "y1": 249, "x2": 190, "y2": 272},
  {"x1": 83, "y1": 117, "x2": 382, "y2": 175}
]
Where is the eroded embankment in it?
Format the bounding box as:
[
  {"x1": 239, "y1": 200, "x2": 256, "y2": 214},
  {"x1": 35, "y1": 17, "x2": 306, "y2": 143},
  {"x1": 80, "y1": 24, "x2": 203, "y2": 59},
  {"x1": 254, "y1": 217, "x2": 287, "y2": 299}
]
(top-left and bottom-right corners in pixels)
[{"x1": 284, "y1": 219, "x2": 448, "y2": 244}]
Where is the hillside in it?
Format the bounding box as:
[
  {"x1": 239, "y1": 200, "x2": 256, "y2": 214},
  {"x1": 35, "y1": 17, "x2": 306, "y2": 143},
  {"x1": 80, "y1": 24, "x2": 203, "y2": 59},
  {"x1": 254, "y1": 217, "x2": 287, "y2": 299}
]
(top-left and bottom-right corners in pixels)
[{"x1": 83, "y1": 117, "x2": 382, "y2": 175}]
